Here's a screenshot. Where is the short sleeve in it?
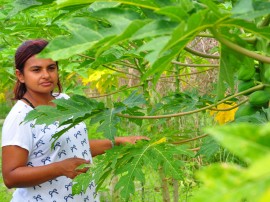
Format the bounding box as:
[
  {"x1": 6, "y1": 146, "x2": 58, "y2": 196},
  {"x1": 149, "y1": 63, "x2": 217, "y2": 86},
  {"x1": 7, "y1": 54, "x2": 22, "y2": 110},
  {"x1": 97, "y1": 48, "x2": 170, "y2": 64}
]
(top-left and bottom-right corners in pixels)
[
  {"x1": 2, "y1": 107, "x2": 34, "y2": 152},
  {"x1": 54, "y1": 93, "x2": 70, "y2": 99}
]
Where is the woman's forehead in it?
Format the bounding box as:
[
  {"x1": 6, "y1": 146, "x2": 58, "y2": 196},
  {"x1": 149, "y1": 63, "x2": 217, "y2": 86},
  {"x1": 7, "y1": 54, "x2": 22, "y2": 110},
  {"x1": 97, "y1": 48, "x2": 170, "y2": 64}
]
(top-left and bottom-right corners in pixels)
[{"x1": 24, "y1": 55, "x2": 56, "y2": 67}]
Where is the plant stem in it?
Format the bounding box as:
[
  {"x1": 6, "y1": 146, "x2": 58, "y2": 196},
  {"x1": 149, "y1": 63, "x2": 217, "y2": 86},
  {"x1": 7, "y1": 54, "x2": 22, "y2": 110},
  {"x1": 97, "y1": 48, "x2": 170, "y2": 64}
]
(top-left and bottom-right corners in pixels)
[
  {"x1": 116, "y1": 84, "x2": 265, "y2": 119},
  {"x1": 89, "y1": 84, "x2": 143, "y2": 98},
  {"x1": 184, "y1": 47, "x2": 220, "y2": 59},
  {"x1": 211, "y1": 28, "x2": 270, "y2": 63},
  {"x1": 172, "y1": 61, "x2": 219, "y2": 67},
  {"x1": 173, "y1": 134, "x2": 208, "y2": 145}
]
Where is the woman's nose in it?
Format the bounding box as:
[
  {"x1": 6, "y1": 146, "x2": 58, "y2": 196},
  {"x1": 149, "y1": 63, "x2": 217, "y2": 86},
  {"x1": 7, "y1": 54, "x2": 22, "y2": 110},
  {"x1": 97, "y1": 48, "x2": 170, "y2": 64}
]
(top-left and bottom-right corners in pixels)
[{"x1": 41, "y1": 69, "x2": 50, "y2": 78}]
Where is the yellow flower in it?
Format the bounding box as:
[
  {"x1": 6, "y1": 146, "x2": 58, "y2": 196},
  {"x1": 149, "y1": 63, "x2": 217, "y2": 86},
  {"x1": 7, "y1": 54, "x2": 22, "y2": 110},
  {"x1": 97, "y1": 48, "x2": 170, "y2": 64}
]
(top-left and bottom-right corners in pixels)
[
  {"x1": 209, "y1": 102, "x2": 238, "y2": 125},
  {"x1": 81, "y1": 69, "x2": 117, "y2": 93},
  {"x1": 0, "y1": 93, "x2": 5, "y2": 103}
]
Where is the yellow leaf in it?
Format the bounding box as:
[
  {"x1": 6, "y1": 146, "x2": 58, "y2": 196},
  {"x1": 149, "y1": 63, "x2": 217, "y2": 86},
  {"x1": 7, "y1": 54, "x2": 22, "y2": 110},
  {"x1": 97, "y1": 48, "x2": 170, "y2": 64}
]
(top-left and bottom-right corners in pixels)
[{"x1": 150, "y1": 137, "x2": 167, "y2": 146}]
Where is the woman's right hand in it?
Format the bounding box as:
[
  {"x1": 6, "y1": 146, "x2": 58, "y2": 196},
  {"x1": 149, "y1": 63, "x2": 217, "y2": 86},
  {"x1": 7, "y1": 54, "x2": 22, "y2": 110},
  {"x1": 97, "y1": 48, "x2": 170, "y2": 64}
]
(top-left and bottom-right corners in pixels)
[{"x1": 58, "y1": 157, "x2": 90, "y2": 179}]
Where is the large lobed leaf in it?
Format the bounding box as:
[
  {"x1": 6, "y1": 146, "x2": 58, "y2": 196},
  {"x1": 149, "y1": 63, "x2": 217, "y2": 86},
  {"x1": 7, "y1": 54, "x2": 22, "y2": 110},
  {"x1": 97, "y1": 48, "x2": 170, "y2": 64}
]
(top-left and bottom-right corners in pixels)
[
  {"x1": 73, "y1": 138, "x2": 193, "y2": 200},
  {"x1": 24, "y1": 95, "x2": 105, "y2": 144},
  {"x1": 192, "y1": 123, "x2": 270, "y2": 201},
  {"x1": 24, "y1": 92, "x2": 146, "y2": 144}
]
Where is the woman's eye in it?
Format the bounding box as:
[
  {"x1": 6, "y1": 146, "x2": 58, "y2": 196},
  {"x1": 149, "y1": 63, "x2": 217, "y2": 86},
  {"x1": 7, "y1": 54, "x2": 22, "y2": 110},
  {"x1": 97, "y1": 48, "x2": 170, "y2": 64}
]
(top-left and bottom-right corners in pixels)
[
  {"x1": 48, "y1": 65, "x2": 57, "y2": 71},
  {"x1": 32, "y1": 68, "x2": 40, "y2": 72}
]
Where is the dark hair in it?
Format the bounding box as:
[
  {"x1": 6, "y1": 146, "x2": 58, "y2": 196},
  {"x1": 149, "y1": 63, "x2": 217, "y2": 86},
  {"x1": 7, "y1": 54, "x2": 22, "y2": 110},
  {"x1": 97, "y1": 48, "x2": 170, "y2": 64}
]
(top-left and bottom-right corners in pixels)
[{"x1": 13, "y1": 39, "x2": 62, "y2": 99}]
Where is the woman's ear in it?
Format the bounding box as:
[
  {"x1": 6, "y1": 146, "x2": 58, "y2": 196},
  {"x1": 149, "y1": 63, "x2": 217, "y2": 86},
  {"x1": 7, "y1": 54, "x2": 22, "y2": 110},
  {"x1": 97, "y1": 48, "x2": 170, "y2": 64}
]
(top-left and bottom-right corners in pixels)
[{"x1": 16, "y1": 69, "x2": 25, "y2": 83}]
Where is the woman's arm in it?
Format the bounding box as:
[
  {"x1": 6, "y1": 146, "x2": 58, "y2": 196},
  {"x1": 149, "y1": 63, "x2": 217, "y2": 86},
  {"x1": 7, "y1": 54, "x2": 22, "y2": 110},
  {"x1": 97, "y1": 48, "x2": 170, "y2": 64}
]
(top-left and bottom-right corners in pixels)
[
  {"x1": 2, "y1": 146, "x2": 89, "y2": 189},
  {"x1": 89, "y1": 136, "x2": 150, "y2": 157}
]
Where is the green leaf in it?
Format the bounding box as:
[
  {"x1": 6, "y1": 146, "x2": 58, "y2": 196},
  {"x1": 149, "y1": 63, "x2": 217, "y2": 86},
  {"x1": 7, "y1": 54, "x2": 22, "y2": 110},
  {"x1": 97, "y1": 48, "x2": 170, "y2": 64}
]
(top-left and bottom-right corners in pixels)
[
  {"x1": 232, "y1": 1, "x2": 270, "y2": 20},
  {"x1": 197, "y1": 137, "x2": 220, "y2": 160},
  {"x1": 24, "y1": 95, "x2": 102, "y2": 125},
  {"x1": 192, "y1": 163, "x2": 248, "y2": 202},
  {"x1": 154, "y1": 6, "x2": 189, "y2": 22},
  {"x1": 131, "y1": 20, "x2": 177, "y2": 40},
  {"x1": 89, "y1": 1, "x2": 121, "y2": 11},
  {"x1": 216, "y1": 45, "x2": 236, "y2": 99},
  {"x1": 39, "y1": 19, "x2": 104, "y2": 60},
  {"x1": 199, "y1": 0, "x2": 226, "y2": 17},
  {"x1": 40, "y1": 8, "x2": 142, "y2": 60},
  {"x1": 137, "y1": 36, "x2": 170, "y2": 65},
  {"x1": 72, "y1": 172, "x2": 92, "y2": 195},
  {"x1": 205, "y1": 123, "x2": 270, "y2": 164},
  {"x1": 232, "y1": 0, "x2": 253, "y2": 14},
  {"x1": 24, "y1": 95, "x2": 105, "y2": 145},
  {"x1": 95, "y1": 18, "x2": 149, "y2": 56},
  {"x1": 96, "y1": 108, "x2": 124, "y2": 140},
  {"x1": 193, "y1": 151, "x2": 270, "y2": 201},
  {"x1": 162, "y1": 9, "x2": 220, "y2": 53},
  {"x1": 8, "y1": 0, "x2": 42, "y2": 17},
  {"x1": 56, "y1": 0, "x2": 160, "y2": 10},
  {"x1": 85, "y1": 139, "x2": 191, "y2": 201},
  {"x1": 122, "y1": 91, "x2": 146, "y2": 108},
  {"x1": 221, "y1": 19, "x2": 270, "y2": 41}
]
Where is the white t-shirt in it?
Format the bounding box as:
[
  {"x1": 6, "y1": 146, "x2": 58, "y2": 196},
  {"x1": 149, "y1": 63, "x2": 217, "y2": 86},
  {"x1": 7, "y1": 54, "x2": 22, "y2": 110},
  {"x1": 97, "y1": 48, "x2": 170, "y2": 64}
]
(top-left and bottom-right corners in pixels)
[{"x1": 2, "y1": 93, "x2": 99, "y2": 202}]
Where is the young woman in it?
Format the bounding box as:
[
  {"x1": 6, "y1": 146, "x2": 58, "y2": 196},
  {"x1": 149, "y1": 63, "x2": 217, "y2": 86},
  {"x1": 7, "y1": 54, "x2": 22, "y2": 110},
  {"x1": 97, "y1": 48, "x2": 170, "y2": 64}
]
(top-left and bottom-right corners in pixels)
[{"x1": 2, "y1": 39, "x2": 148, "y2": 202}]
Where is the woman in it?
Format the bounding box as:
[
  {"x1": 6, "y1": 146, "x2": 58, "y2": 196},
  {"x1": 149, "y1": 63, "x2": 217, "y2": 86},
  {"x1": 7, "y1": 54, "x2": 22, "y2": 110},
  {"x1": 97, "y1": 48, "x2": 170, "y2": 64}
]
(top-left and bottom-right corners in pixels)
[{"x1": 2, "y1": 39, "x2": 148, "y2": 202}]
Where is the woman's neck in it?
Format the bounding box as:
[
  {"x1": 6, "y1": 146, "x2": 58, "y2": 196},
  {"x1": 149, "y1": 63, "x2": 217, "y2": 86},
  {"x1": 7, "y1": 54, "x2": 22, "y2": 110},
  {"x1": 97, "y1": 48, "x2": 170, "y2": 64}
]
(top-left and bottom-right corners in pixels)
[{"x1": 23, "y1": 91, "x2": 56, "y2": 107}]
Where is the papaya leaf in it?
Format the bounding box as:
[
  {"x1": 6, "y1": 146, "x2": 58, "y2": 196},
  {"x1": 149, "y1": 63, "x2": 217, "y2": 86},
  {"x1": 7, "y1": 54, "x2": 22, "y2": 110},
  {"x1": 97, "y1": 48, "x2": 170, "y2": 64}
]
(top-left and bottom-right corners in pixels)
[
  {"x1": 81, "y1": 139, "x2": 192, "y2": 201},
  {"x1": 232, "y1": 0, "x2": 270, "y2": 20},
  {"x1": 89, "y1": 2, "x2": 121, "y2": 11},
  {"x1": 131, "y1": 20, "x2": 178, "y2": 40},
  {"x1": 192, "y1": 163, "x2": 249, "y2": 202},
  {"x1": 95, "y1": 19, "x2": 149, "y2": 57},
  {"x1": 196, "y1": 137, "x2": 220, "y2": 161},
  {"x1": 205, "y1": 123, "x2": 270, "y2": 165},
  {"x1": 199, "y1": 0, "x2": 226, "y2": 17},
  {"x1": 154, "y1": 6, "x2": 189, "y2": 22},
  {"x1": 56, "y1": 0, "x2": 160, "y2": 10},
  {"x1": 24, "y1": 95, "x2": 105, "y2": 145},
  {"x1": 96, "y1": 108, "x2": 123, "y2": 141},
  {"x1": 193, "y1": 153, "x2": 270, "y2": 201},
  {"x1": 72, "y1": 172, "x2": 93, "y2": 195},
  {"x1": 122, "y1": 91, "x2": 146, "y2": 108},
  {"x1": 8, "y1": 0, "x2": 42, "y2": 17},
  {"x1": 221, "y1": 19, "x2": 270, "y2": 41},
  {"x1": 162, "y1": 9, "x2": 221, "y2": 53},
  {"x1": 39, "y1": 20, "x2": 104, "y2": 60},
  {"x1": 121, "y1": 106, "x2": 144, "y2": 126},
  {"x1": 40, "y1": 8, "x2": 141, "y2": 60},
  {"x1": 136, "y1": 36, "x2": 170, "y2": 65},
  {"x1": 217, "y1": 45, "x2": 236, "y2": 99}
]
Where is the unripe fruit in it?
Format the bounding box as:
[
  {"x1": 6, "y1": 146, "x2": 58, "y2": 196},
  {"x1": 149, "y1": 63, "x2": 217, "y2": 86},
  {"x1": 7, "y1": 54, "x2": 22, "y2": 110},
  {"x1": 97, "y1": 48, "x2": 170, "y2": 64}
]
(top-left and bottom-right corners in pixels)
[
  {"x1": 238, "y1": 65, "x2": 255, "y2": 81},
  {"x1": 235, "y1": 103, "x2": 257, "y2": 119},
  {"x1": 249, "y1": 90, "x2": 270, "y2": 106},
  {"x1": 238, "y1": 80, "x2": 255, "y2": 95}
]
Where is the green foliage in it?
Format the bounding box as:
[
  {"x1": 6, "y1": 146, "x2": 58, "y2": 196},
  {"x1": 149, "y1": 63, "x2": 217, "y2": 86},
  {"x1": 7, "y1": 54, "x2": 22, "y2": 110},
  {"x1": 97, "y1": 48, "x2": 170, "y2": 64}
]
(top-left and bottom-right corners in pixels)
[
  {"x1": 73, "y1": 138, "x2": 193, "y2": 200},
  {"x1": 192, "y1": 123, "x2": 270, "y2": 202},
  {"x1": 2, "y1": 0, "x2": 270, "y2": 201},
  {"x1": 24, "y1": 92, "x2": 145, "y2": 145}
]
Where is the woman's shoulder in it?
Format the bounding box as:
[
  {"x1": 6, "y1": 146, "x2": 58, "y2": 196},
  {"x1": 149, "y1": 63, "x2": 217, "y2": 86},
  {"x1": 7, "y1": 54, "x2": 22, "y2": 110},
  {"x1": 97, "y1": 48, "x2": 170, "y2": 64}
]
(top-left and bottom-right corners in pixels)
[
  {"x1": 3, "y1": 100, "x2": 32, "y2": 126},
  {"x1": 53, "y1": 93, "x2": 70, "y2": 99}
]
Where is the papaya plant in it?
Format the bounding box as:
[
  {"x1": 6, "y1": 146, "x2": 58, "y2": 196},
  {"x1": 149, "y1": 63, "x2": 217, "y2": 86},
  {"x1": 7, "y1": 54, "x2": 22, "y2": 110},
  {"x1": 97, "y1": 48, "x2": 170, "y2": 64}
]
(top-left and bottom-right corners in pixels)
[{"x1": 2, "y1": 0, "x2": 270, "y2": 201}]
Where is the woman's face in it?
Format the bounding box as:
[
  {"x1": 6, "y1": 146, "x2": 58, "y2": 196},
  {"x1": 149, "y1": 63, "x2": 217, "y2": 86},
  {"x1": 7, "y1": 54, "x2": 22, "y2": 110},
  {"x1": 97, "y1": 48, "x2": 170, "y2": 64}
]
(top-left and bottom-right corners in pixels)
[{"x1": 16, "y1": 55, "x2": 58, "y2": 95}]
